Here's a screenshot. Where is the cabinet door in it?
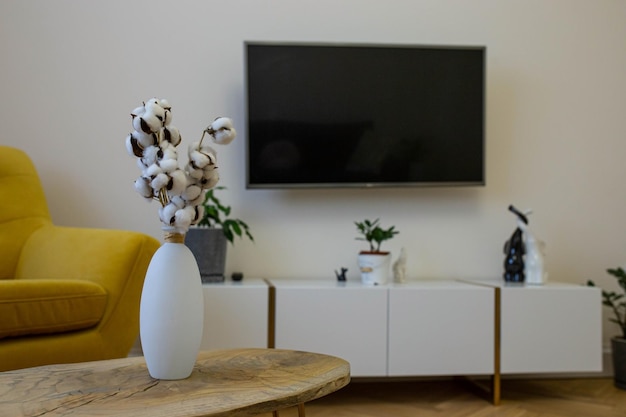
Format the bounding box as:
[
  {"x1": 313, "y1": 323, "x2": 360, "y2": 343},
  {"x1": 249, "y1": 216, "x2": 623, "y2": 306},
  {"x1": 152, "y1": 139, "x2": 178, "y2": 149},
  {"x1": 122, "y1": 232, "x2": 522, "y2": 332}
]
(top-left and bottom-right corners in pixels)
[
  {"x1": 201, "y1": 280, "x2": 269, "y2": 350},
  {"x1": 274, "y1": 282, "x2": 388, "y2": 377},
  {"x1": 500, "y1": 284, "x2": 602, "y2": 374},
  {"x1": 388, "y1": 282, "x2": 494, "y2": 376}
]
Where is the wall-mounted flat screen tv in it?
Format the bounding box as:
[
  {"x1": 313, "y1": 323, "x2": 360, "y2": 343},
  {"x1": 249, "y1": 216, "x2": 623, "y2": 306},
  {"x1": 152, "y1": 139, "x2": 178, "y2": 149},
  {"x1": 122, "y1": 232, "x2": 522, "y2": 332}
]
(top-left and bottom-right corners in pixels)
[{"x1": 245, "y1": 42, "x2": 486, "y2": 188}]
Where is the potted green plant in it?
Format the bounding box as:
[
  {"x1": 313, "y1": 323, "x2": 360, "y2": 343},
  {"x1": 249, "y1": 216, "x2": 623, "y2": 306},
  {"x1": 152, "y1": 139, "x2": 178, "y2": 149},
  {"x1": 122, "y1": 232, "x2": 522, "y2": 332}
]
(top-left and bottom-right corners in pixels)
[
  {"x1": 355, "y1": 218, "x2": 398, "y2": 285},
  {"x1": 186, "y1": 186, "x2": 253, "y2": 282},
  {"x1": 587, "y1": 267, "x2": 626, "y2": 390}
]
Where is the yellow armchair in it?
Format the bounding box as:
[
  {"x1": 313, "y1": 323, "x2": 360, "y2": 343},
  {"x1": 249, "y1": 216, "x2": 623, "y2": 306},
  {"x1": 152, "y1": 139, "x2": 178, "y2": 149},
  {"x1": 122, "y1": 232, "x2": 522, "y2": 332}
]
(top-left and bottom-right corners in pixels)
[{"x1": 0, "y1": 146, "x2": 160, "y2": 371}]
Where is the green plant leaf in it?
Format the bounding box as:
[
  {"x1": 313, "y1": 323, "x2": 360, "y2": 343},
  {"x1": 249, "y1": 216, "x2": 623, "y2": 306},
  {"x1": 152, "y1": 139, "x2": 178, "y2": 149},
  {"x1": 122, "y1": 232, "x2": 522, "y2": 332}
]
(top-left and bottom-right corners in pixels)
[{"x1": 197, "y1": 187, "x2": 254, "y2": 245}]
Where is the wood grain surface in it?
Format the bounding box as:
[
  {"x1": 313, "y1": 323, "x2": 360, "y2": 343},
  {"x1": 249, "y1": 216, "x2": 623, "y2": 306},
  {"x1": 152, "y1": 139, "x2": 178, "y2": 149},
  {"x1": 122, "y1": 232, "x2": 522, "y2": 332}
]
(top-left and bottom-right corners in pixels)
[{"x1": 0, "y1": 348, "x2": 350, "y2": 417}]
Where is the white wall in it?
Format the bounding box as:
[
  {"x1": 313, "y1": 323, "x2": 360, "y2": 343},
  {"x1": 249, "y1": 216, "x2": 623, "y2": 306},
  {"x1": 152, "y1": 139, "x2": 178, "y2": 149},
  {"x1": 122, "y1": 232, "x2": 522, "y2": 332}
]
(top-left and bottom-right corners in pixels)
[{"x1": 2, "y1": 1, "x2": 626, "y2": 339}]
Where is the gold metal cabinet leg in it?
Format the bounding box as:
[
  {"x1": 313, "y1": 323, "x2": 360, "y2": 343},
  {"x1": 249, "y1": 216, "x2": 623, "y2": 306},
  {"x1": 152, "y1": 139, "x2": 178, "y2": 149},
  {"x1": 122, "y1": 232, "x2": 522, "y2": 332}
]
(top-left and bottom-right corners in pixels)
[{"x1": 492, "y1": 287, "x2": 501, "y2": 405}]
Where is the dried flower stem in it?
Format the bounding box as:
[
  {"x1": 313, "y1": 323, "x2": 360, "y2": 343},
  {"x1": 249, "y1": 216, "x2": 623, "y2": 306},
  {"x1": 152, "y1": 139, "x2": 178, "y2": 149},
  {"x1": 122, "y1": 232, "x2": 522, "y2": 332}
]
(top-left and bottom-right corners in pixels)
[
  {"x1": 198, "y1": 130, "x2": 208, "y2": 149},
  {"x1": 157, "y1": 188, "x2": 169, "y2": 207}
]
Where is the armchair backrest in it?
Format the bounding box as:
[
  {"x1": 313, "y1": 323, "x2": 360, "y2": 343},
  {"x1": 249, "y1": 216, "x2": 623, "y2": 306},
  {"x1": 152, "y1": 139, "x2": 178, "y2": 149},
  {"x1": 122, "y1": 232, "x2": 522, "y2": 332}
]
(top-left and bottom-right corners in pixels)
[{"x1": 0, "y1": 146, "x2": 52, "y2": 279}]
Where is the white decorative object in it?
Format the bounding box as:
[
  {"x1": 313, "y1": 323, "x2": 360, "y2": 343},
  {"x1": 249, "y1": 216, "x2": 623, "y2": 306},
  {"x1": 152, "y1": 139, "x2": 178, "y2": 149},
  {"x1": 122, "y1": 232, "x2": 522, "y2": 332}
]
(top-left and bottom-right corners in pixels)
[
  {"x1": 392, "y1": 247, "x2": 407, "y2": 283},
  {"x1": 516, "y1": 210, "x2": 548, "y2": 285},
  {"x1": 358, "y1": 253, "x2": 391, "y2": 286},
  {"x1": 140, "y1": 228, "x2": 204, "y2": 380}
]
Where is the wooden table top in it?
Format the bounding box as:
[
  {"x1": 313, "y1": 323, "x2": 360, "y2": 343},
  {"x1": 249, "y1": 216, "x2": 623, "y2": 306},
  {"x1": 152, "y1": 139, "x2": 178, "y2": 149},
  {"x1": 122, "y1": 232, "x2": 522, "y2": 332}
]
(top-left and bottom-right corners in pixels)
[{"x1": 0, "y1": 348, "x2": 351, "y2": 417}]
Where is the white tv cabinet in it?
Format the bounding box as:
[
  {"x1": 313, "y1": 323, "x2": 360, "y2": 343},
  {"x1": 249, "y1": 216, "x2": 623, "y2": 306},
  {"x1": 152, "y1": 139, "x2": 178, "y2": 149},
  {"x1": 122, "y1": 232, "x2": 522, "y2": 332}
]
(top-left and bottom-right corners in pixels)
[
  {"x1": 269, "y1": 279, "x2": 496, "y2": 378},
  {"x1": 387, "y1": 281, "x2": 494, "y2": 377},
  {"x1": 272, "y1": 279, "x2": 389, "y2": 376},
  {"x1": 200, "y1": 278, "x2": 269, "y2": 350},
  {"x1": 465, "y1": 279, "x2": 602, "y2": 374},
  {"x1": 200, "y1": 278, "x2": 601, "y2": 404}
]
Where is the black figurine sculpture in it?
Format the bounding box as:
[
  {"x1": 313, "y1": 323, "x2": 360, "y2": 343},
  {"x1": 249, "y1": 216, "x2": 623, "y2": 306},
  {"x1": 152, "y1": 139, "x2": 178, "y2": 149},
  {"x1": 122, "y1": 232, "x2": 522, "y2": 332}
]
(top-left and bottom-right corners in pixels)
[
  {"x1": 503, "y1": 205, "x2": 528, "y2": 283},
  {"x1": 335, "y1": 267, "x2": 348, "y2": 282}
]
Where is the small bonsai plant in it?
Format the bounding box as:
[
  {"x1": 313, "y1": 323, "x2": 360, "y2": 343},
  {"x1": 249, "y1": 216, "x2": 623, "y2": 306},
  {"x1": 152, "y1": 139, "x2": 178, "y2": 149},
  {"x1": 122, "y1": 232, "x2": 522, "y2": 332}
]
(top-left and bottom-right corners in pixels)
[
  {"x1": 196, "y1": 186, "x2": 253, "y2": 244},
  {"x1": 355, "y1": 218, "x2": 398, "y2": 253},
  {"x1": 588, "y1": 267, "x2": 626, "y2": 339}
]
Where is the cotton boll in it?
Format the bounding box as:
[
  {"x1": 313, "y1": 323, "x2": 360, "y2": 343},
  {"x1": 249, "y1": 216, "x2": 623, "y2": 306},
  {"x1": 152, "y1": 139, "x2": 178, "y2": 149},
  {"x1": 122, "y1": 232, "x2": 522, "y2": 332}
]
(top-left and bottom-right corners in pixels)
[
  {"x1": 161, "y1": 142, "x2": 178, "y2": 159},
  {"x1": 186, "y1": 193, "x2": 204, "y2": 207},
  {"x1": 130, "y1": 106, "x2": 145, "y2": 119},
  {"x1": 192, "y1": 145, "x2": 218, "y2": 172},
  {"x1": 208, "y1": 117, "x2": 236, "y2": 145},
  {"x1": 144, "y1": 98, "x2": 161, "y2": 111},
  {"x1": 151, "y1": 172, "x2": 169, "y2": 190},
  {"x1": 159, "y1": 99, "x2": 171, "y2": 110},
  {"x1": 188, "y1": 149, "x2": 215, "y2": 169},
  {"x1": 145, "y1": 163, "x2": 163, "y2": 178},
  {"x1": 188, "y1": 141, "x2": 217, "y2": 157},
  {"x1": 167, "y1": 169, "x2": 187, "y2": 195},
  {"x1": 209, "y1": 117, "x2": 234, "y2": 132},
  {"x1": 159, "y1": 158, "x2": 178, "y2": 173},
  {"x1": 200, "y1": 168, "x2": 220, "y2": 189},
  {"x1": 159, "y1": 202, "x2": 178, "y2": 225},
  {"x1": 142, "y1": 145, "x2": 163, "y2": 166},
  {"x1": 161, "y1": 125, "x2": 181, "y2": 147},
  {"x1": 170, "y1": 195, "x2": 186, "y2": 209},
  {"x1": 146, "y1": 103, "x2": 165, "y2": 123},
  {"x1": 144, "y1": 98, "x2": 166, "y2": 125},
  {"x1": 125, "y1": 133, "x2": 143, "y2": 158},
  {"x1": 184, "y1": 205, "x2": 198, "y2": 220},
  {"x1": 203, "y1": 161, "x2": 219, "y2": 174},
  {"x1": 136, "y1": 157, "x2": 149, "y2": 171},
  {"x1": 212, "y1": 126, "x2": 236, "y2": 145},
  {"x1": 133, "y1": 130, "x2": 157, "y2": 148},
  {"x1": 145, "y1": 110, "x2": 164, "y2": 131},
  {"x1": 134, "y1": 177, "x2": 153, "y2": 199},
  {"x1": 131, "y1": 105, "x2": 146, "y2": 117},
  {"x1": 173, "y1": 208, "x2": 193, "y2": 231},
  {"x1": 159, "y1": 145, "x2": 178, "y2": 173},
  {"x1": 182, "y1": 184, "x2": 202, "y2": 202},
  {"x1": 163, "y1": 109, "x2": 172, "y2": 126},
  {"x1": 132, "y1": 114, "x2": 145, "y2": 133},
  {"x1": 134, "y1": 109, "x2": 163, "y2": 134},
  {"x1": 190, "y1": 205, "x2": 204, "y2": 225},
  {"x1": 133, "y1": 113, "x2": 160, "y2": 134},
  {"x1": 187, "y1": 165, "x2": 204, "y2": 180}
]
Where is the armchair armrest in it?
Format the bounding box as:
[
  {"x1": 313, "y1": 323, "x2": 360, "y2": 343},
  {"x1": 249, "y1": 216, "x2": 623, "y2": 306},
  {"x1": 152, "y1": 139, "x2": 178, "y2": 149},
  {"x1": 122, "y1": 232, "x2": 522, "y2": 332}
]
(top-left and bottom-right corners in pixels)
[{"x1": 15, "y1": 225, "x2": 160, "y2": 357}]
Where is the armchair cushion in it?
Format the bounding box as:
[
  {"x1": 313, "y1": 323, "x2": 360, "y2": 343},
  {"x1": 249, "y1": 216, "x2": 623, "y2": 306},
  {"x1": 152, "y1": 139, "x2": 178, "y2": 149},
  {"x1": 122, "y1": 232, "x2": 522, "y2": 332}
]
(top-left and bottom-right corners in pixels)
[{"x1": 0, "y1": 280, "x2": 107, "y2": 339}]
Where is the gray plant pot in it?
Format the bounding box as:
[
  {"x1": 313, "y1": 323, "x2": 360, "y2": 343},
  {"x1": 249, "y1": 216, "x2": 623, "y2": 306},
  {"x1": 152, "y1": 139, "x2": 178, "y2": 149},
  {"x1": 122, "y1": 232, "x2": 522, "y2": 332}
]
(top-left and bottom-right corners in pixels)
[
  {"x1": 185, "y1": 228, "x2": 227, "y2": 283},
  {"x1": 612, "y1": 336, "x2": 626, "y2": 390}
]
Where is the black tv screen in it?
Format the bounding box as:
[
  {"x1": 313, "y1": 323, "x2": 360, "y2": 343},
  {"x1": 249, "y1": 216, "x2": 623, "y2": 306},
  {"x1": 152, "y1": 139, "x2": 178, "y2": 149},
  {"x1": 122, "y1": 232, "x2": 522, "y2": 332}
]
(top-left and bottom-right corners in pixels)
[{"x1": 245, "y1": 42, "x2": 485, "y2": 188}]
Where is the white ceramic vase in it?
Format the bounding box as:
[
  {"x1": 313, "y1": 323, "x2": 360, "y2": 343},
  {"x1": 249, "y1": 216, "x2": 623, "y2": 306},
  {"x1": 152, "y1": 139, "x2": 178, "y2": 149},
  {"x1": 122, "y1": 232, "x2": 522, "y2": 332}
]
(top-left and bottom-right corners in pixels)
[
  {"x1": 140, "y1": 229, "x2": 204, "y2": 380},
  {"x1": 358, "y1": 252, "x2": 391, "y2": 286}
]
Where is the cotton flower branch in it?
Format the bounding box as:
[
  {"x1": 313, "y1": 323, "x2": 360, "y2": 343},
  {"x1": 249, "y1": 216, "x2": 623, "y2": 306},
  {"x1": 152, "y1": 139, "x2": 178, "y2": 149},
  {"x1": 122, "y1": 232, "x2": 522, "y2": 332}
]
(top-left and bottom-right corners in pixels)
[{"x1": 125, "y1": 98, "x2": 236, "y2": 233}]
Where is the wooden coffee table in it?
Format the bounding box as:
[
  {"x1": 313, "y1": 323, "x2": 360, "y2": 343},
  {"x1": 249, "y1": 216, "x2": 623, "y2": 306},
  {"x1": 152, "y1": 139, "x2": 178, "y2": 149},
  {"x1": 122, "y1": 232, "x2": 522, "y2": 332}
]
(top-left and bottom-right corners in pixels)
[{"x1": 0, "y1": 348, "x2": 350, "y2": 417}]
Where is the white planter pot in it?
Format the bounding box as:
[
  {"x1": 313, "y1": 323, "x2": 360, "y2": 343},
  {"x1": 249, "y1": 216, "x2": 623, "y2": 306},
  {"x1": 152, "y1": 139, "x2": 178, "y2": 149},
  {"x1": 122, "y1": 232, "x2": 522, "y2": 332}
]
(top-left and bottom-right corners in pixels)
[
  {"x1": 358, "y1": 252, "x2": 391, "y2": 286},
  {"x1": 140, "y1": 232, "x2": 204, "y2": 380}
]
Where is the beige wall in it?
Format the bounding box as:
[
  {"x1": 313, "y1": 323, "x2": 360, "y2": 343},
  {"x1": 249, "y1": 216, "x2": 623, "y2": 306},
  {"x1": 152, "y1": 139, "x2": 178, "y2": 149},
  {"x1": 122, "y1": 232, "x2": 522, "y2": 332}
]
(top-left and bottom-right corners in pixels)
[{"x1": 2, "y1": 1, "x2": 625, "y2": 341}]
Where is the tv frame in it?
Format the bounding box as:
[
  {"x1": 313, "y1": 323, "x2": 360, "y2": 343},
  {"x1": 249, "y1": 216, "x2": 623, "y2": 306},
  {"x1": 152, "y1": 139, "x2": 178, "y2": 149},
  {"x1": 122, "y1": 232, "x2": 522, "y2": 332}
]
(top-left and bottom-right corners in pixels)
[{"x1": 244, "y1": 41, "x2": 486, "y2": 189}]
